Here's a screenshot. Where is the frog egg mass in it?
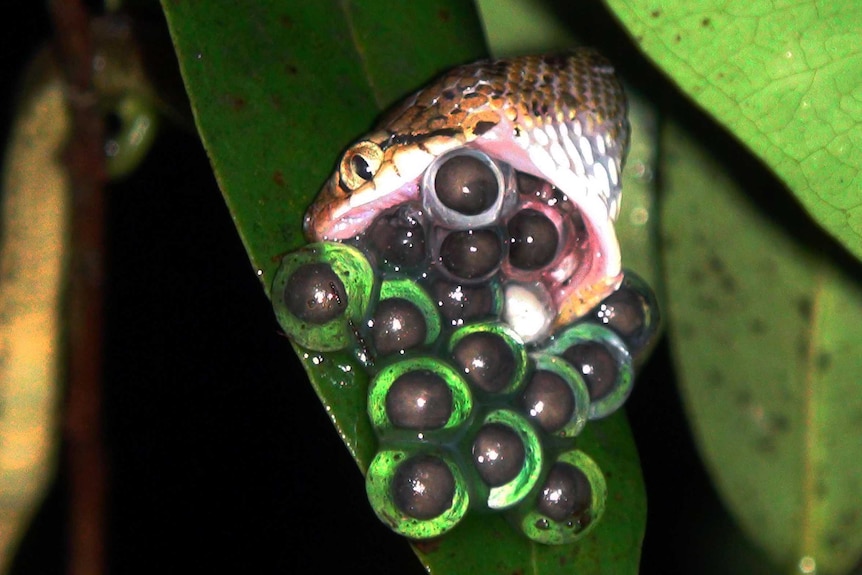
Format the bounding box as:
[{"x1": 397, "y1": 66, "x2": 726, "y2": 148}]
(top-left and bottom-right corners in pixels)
[{"x1": 273, "y1": 50, "x2": 660, "y2": 544}]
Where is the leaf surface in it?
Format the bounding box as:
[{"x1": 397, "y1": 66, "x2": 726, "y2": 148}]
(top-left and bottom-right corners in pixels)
[
  {"x1": 606, "y1": 0, "x2": 862, "y2": 262},
  {"x1": 162, "y1": 2, "x2": 646, "y2": 573},
  {"x1": 661, "y1": 120, "x2": 862, "y2": 575}
]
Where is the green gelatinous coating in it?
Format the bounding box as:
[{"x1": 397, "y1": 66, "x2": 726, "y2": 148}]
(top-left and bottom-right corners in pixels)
[
  {"x1": 366, "y1": 448, "x2": 470, "y2": 539},
  {"x1": 378, "y1": 279, "x2": 441, "y2": 346},
  {"x1": 512, "y1": 449, "x2": 606, "y2": 545},
  {"x1": 478, "y1": 410, "x2": 543, "y2": 510},
  {"x1": 448, "y1": 322, "x2": 528, "y2": 395},
  {"x1": 368, "y1": 357, "x2": 473, "y2": 437},
  {"x1": 271, "y1": 242, "x2": 374, "y2": 351},
  {"x1": 527, "y1": 353, "x2": 591, "y2": 438},
  {"x1": 545, "y1": 323, "x2": 633, "y2": 420}
]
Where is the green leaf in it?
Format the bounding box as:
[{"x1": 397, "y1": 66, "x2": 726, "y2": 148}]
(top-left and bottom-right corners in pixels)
[
  {"x1": 161, "y1": 2, "x2": 646, "y2": 573},
  {"x1": 161, "y1": 1, "x2": 487, "y2": 282},
  {"x1": 660, "y1": 120, "x2": 862, "y2": 575},
  {"x1": 605, "y1": 0, "x2": 862, "y2": 262}
]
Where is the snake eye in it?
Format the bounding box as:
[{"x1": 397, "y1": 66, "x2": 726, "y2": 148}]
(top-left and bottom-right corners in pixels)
[
  {"x1": 423, "y1": 149, "x2": 511, "y2": 228},
  {"x1": 339, "y1": 141, "x2": 383, "y2": 191},
  {"x1": 352, "y1": 155, "x2": 373, "y2": 180}
]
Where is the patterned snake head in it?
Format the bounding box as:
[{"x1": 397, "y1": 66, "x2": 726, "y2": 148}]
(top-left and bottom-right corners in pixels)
[{"x1": 303, "y1": 49, "x2": 630, "y2": 336}]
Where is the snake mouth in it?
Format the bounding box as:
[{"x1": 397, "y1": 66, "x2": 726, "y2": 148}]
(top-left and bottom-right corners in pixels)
[
  {"x1": 305, "y1": 173, "x2": 422, "y2": 242},
  {"x1": 320, "y1": 148, "x2": 621, "y2": 343}
]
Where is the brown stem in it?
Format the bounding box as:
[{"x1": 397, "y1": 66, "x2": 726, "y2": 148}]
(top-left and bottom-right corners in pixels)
[{"x1": 48, "y1": 1, "x2": 108, "y2": 575}]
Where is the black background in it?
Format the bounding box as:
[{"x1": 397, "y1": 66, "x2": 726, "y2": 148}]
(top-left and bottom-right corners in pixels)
[{"x1": 2, "y1": 2, "x2": 780, "y2": 574}]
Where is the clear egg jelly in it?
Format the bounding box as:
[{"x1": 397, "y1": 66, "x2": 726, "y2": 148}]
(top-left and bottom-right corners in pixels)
[{"x1": 272, "y1": 150, "x2": 660, "y2": 544}]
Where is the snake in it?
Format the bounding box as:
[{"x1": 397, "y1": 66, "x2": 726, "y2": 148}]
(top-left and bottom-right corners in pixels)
[{"x1": 303, "y1": 49, "x2": 630, "y2": 331}]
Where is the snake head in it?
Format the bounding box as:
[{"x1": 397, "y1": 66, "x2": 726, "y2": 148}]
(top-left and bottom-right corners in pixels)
[{"x1": 303, "y1": 50, "x2": 629, "y2": 336}]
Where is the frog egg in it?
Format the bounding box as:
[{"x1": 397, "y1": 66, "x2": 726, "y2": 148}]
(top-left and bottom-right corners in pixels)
[
  {"x1": 506, "y1": 208, "x2": 559, "y2": 271},
  {"x1": 589, "y1": 269, "x2": 660, "y2": 358},
  {"x1": 515, "y1": 171, "x2": 545, "y2": 197},
  {"x1": 521, "y1": 354, "x2": 590, "y2": 438},
  {"x1": 509, "y1": 450, "x2": 606, "y2": 545},
  {"x1": 364, "y1": 203, "x2": 427, "y2": 270},
  {"x1": 366, "y1": 449, "x2": 469, "y2": 539},
  {"x1": 448, "y1": 322, "x2": 528, "y2": 394},
  {"x1": 367, "y1": 357, "x2": 472, "y2": 438},
  {"x1": 472, "y1": 423, "x2": 524, "y2": 487},
  {"x1": 271, "y1": 242, "x2": 373, "y2": 351},
  {"x1": 543, "y1": 323, "x2": 633, "y2": 420},
  {"x1": 368, "y1": 279, "x2": 441, "y2": 356},
  {"x1": 437, "y1": 227, "x2": 505, "y2": 282},
  {"x1": 422, "y1": 149, "x2": 514, "y2": 229},
  {"x1": 469, "y1": 410, "x2": 543, "y2": 510},
  {"x1": 428, "y1": 276, "x2": 502, "y2": 327}
]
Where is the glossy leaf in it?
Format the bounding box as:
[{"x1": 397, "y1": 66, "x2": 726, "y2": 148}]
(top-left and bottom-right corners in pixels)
[
  {"x1": 606, "y1": 0, "x2": 862, "y2": 262},
  {"x1": 160, "y1": 1, "x2": 486, "y2": 278},
  {"x1": 661, "y1": 120, "x2": 862, "y2": 575},
  {"x1": 161, "y1": 2, "x2": 645, "y2": 573}
]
